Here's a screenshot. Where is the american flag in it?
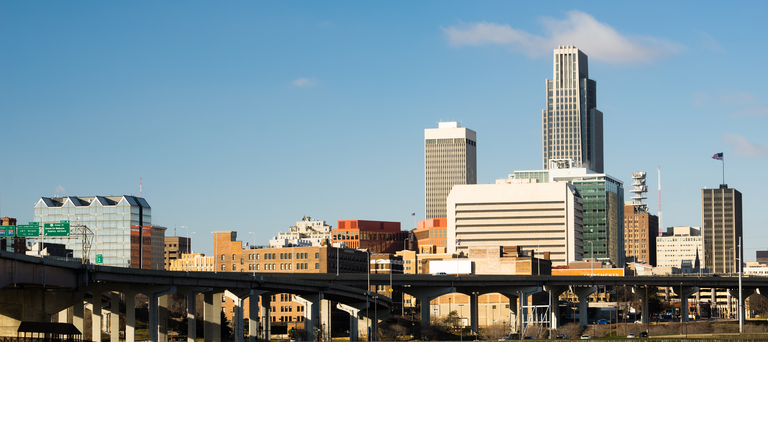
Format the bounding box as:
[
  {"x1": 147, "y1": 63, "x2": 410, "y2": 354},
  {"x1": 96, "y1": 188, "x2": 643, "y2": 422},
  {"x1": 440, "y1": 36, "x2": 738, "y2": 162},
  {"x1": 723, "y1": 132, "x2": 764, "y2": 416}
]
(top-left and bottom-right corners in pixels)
[
  {"x1": 411, "y1": 213, "x2": 415, "y2": 216},
  {"x1": 712, "y1": 152, "x2": 723, "y2": 160}
]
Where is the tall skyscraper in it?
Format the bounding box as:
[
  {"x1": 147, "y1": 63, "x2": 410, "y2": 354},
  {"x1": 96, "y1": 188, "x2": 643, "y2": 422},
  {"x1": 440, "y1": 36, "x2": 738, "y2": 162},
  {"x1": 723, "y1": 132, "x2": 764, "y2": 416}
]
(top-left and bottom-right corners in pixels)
[
  {"x1": 425, "y1": 121, "x2": 477, "y2": 219},
  {"x1": 542, "y1": 46, "x2": 603, "y2": 173},
  {"x1": 702, "y1": 185, "x2": 743, "y2": 274}
]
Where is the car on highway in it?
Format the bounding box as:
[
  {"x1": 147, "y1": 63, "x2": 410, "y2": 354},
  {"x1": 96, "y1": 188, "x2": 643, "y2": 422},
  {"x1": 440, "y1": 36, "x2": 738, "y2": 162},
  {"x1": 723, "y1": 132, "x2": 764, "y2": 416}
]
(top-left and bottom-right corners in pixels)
[
  {"x1": 580, "y1": 334, "x2": 591, "y2": 340},
  {"x1": 556, "y1": 334, "x2": 568, "y2": 339},
  {"x1": 627, "y1": 333, "x2": 636, "y2": 339},
  {"x1": 523, "y1": 336, "x2": 535, "y2": 340},
  {"x1": 640, "y1": 331, "x2": 649, "y2": 338},
  {"x1": 596, "y1": 319, "x2": 609, "y2": 324}
]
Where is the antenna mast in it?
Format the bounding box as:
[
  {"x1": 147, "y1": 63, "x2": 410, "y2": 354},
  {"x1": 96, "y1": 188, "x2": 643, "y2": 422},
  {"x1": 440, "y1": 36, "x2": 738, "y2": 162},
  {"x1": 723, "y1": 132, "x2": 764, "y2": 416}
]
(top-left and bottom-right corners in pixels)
[{"x1": 657, "y1": 166, "x2": 663, "y2": 236}]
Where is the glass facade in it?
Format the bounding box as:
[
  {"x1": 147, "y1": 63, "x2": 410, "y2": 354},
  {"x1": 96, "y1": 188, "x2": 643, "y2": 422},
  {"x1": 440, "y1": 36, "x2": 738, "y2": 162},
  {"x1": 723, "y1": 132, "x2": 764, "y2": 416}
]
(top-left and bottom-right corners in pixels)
[
  {"x1": 33, "y1": 196, "x2": 151, "y2": 268},
  {"x1": 514, "y1": 168, "x2": 624, "y2": 267}
]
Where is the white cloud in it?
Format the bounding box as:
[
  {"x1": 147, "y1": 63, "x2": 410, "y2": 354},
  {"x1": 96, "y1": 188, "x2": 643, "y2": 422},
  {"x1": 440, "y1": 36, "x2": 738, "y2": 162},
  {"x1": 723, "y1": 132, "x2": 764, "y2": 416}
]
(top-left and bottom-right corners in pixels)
[
  {"x1": 442, "y1": 11, "x2": 684, "y2": 64},
  {"x1": 55, "y1": 185, "x2": 66, "y2": 196},
  {"x1": 699, "y1": 31, "x2": 725, "y2": 52},
  {"x1": 722, "y1": 133, "x2": 768, "y2": 157},
  {"x1": 692, "y1": 91, "x2": 767, "y2": 116},
  {"x1": 291, "y1": 77, "x2": 317, "y2": 87}
]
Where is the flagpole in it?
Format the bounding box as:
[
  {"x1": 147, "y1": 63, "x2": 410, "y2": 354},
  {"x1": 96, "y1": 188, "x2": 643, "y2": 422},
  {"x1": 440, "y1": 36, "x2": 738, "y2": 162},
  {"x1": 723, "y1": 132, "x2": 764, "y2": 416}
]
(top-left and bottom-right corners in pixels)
[{"x1": 722, "y1": 156, "x2": 725, "y2": 185}]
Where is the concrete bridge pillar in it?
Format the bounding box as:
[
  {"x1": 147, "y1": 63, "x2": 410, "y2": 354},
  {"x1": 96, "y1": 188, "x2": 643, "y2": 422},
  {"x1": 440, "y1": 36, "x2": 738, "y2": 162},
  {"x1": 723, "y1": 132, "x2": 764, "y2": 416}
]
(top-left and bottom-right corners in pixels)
[
  {"x1": 296, "y1": 294, "x2": 330, "y2": 342},
  {"x1": 187, "y1": 292, "x2": 197, "y2": 342},
  {"x1": 225, "y1": 290, "x2": 256, "y2": 342},
  {"x1": 545, "y1": 286, "x2": 567, "y2": 330},
  {"x1": 125, "y1": 291, "x2": 135, "y2": 342},
  {"x1": 574, "y1": 286, "x2": 597, "y2": 327},
  {"x1": 337, "y1": 303, "x2": 363, "y2": 341},
  {"x1": 470, "y1": 293, "x2": 479, "y2": 336},
  {"x1": 508, "y1": 295, "x2": 518, "y2": 333},
  {"x1": 204, "y1": 291, "x2": 221, "y2": 342},
  {"x1": 671, "y1": 285, "x2": 699, "y2": 322},
  {"x1": 408, "y1": 286, "x2": 456, "y2": 329},
  {"x1": 110, "y1": 292, "x2": 120, "y2": 342},
  {"x1": 249, "y1": 291, "x2": 269, "y2": 342},
  {"x1": 261, "y1": 295, "x2": 271, "y2": 341},
  {"x1": 632, "y1": 287, "x2": 657, "y2": 325},
  {"x1": 91, "y1": 293, "x2": 102, "y2": 342}
]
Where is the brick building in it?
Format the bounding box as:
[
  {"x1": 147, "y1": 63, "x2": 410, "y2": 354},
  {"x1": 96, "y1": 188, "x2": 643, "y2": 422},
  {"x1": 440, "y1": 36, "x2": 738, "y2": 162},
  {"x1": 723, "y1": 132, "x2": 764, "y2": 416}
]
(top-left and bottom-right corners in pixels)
[
  {"x1": 623, "y1": 203, "x2": 658, "y2": 266},
  {"x1": 1, "y1": 217, "x2": 26, "y2": 254},
  {"x1": 413, "y1": 218, "x2": 448, "y2": 250},
  {"x1": 213, "y1": 231, "x2": 368, "y2": 337},
  {"x1": 332, "y1": 220, "x2": 408, "y2": 253}
]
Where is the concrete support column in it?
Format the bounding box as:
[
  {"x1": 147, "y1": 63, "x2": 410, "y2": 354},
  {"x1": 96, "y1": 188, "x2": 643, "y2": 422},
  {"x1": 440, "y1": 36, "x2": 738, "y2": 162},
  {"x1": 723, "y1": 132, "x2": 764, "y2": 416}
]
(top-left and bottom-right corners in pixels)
[
  {"x1": 148, "y1": 293, "x2": 158, "y2": 342},
  {"x1": 470, "y1": 293, "x2": 479, "y2": 336},
  {"x1": 110, "y1": 292, "x2": 120, "y2": 342},
  {"x1": 92, "y1": 293, "x2": 102, "y2": 343},
  {"x1": 574, "y1": 286, "x2": 597, "y2": 327},
  {"x1": 125, "y1": 292, "x2": 135, "y2": 342},
  {"x1": 158, "y1": 294, "x2": 168, "y2": 342},
  {"x1": 72, "y1": 293, "x2": 85, "y2": 340},
  {"x1": 337, "y1": 303, "x2": 362, "y2": 342},
  {"x1": 248, "y1": 291, "x2": 269, "y2": 342},
  {"x1": 188, "y1": 292, "x2": 197, "y2": 342},
  {"x1": 545, "y1": 286, "x2": 567, "y2": 329},
  {"x1": 418, "y1": 295, "x2": 432, "y2": 328},
  {"x1": 298, "y1": 293, "x2": 324, "y2": 342},
  {"x1": 262, "y1": 295, "x2": 271, "y2": 341},
  {"x1": 509, "y1": 296, "x2": 519, "y2": 333},
  {"x1": 712, "y1": 288, "x2": 717, "y2": 316},
  {"x1": 249, "y1": 294, "x2": 260, "y2": 342},
  {"x1": 58, "y1": 309, "x2": 67, "y2": 324},
  {"x1": 204, "y1": 291, "x2": 221, "y2": 342}
]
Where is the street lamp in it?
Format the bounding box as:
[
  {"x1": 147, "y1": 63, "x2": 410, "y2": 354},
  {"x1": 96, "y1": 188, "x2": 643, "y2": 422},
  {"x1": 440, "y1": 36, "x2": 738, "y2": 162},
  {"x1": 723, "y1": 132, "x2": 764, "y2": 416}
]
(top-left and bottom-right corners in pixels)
[{"x1": 211, "y1": 231, "x2": 217, "y2": 273}]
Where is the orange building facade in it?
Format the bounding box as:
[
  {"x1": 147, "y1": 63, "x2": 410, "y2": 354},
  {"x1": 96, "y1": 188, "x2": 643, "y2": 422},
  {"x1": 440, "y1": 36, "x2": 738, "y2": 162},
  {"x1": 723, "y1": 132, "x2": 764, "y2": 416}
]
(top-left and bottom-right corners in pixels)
[{"x1": 413, "y1": 218, "x2": 448, "y2": 250}]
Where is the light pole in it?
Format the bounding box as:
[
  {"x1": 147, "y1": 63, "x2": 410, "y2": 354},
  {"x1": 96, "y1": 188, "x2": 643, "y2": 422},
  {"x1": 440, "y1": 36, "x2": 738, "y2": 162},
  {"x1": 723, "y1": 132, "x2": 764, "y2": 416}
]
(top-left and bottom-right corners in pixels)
[
  {"x1": 211, "y1": 231, "x2": 217, "y2": 273},
  {"x1": 249, "y1": 232, "x2": 256, "y2": 276}
]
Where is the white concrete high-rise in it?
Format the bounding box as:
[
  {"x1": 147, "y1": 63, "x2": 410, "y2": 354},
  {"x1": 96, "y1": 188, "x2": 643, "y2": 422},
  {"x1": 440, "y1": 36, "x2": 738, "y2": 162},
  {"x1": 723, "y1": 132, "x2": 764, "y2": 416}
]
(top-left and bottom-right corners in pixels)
[
  {"x1": 424, "y1": 121, "x2": 477, "y2": 219},
  {"x1": 542, "y1": 46, "x2": 603, "y2": 173},
  {"x1": 446, "y1": 180, "x2": 584, "y2": 267}
]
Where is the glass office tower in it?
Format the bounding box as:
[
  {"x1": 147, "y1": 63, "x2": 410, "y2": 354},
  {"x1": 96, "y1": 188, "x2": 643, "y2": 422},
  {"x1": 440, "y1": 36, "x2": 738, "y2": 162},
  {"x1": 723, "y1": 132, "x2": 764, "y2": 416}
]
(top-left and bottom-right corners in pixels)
[{"x1": 515, "y1": 167, "x2": 624, "y2": 267}]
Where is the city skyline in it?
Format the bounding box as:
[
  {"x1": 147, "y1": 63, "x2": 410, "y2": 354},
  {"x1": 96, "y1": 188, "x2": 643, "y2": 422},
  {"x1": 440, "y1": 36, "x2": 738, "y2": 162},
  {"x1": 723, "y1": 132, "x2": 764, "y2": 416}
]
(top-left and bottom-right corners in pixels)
[{"x1": 2, "y1": 2, "x2": 767, "y2": 260}]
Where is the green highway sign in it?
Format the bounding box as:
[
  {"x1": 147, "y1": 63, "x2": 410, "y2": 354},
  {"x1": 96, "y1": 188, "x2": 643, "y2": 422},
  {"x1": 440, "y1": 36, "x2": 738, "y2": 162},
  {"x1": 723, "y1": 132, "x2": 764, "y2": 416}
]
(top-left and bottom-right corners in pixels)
[
  {"x1": 16, "y1": 224, "x2": 41, "y2": 237},
  {"x1": 44, "y1": 220, "x2": 70, "y2": 237},
  {"x1": 0, "y1": 226, "x2": 15, "y2": 237},
  {"x1": 96, "y1": 254, "x2": 103, "y2": 264}
]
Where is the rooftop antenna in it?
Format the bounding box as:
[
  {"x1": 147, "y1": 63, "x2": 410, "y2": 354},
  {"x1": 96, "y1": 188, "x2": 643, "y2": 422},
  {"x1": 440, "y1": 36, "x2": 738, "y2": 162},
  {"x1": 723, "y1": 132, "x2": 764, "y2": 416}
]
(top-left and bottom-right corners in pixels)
[{"x1": 657, "y1": 166, "x2": 663, "y2": 237}]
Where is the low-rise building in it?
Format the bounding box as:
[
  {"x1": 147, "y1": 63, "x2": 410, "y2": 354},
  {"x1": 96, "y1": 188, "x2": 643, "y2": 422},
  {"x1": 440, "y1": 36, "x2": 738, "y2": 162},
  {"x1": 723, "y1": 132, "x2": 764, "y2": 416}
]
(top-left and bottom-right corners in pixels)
[{"x1": 269, "y1": 216, "x2": 333, "y2": 248}]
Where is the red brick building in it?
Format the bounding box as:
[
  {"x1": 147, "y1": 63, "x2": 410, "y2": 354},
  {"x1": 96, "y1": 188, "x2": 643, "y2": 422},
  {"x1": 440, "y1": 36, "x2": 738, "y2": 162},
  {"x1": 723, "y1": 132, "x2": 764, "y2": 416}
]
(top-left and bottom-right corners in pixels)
[{"x1": 331, "y1": 220, "x2": 408, "y2": 253}]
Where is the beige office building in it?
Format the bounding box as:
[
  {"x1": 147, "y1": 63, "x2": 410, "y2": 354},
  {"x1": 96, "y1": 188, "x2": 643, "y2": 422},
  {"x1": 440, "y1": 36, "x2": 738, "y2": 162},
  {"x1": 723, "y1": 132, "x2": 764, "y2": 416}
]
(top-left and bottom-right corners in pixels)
[
  {"x1": 447, "y1": 180, "x2": 583, "y2": 266},
  {"x1": 425, "y1": 121, "x2": 477, "y2": 219},
  {"x1": 656, "y1": 227, "x2": 703, "y2": 269}
]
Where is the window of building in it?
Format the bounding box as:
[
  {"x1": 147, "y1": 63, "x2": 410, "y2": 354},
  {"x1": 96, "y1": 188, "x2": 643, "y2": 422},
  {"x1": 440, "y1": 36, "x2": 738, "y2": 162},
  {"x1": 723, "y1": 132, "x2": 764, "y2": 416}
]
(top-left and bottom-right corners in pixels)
[
  {"x1": 221, "y1": 264, "x2": 225, "y2": 271},
  {"x1": 221, "y1": 254, "x2": 226, "y2": 260},
  {"x1": 315, "y1": 263, "x2": 319, "y2": 269}
]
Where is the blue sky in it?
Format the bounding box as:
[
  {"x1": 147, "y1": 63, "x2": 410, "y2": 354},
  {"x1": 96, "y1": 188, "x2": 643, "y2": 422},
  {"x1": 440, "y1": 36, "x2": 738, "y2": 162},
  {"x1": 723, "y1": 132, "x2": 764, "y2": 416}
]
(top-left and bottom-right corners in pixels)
[{"x1": 2, "y1": 1, "x2": 767, "y2": 260}]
